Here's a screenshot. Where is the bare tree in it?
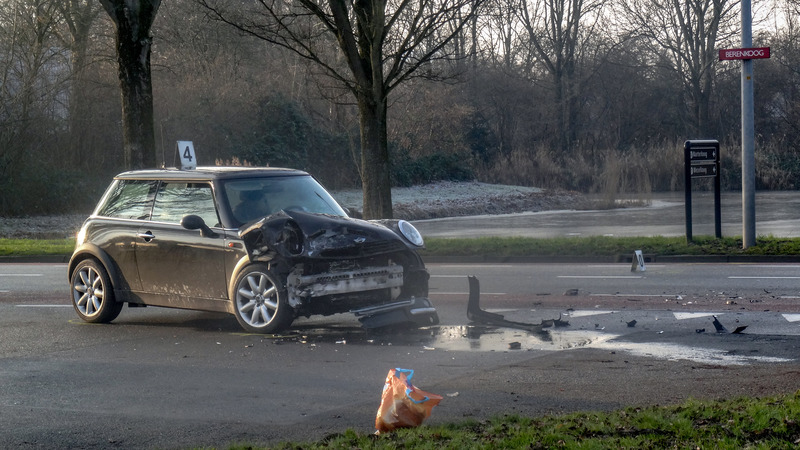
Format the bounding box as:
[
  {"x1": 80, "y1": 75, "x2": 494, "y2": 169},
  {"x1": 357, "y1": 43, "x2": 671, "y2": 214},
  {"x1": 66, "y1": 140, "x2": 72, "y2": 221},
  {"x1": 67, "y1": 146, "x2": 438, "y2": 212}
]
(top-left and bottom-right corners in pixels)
[
  {"x1": 518, "y1": 0, "x2": 610, "y2": 152},
  {"x1": 99, "y1": 0, "x2": 161, "y2": 170},
  {"x1": 57, "y1": 0, "x2": 103, "y2": 166},
  {"x1": 198, "y1": 0, "x2": 483, "y2": 219},
  {"x1": 477, "y1": 0, "x2": 525, "y2": 68},
  {"x1": 620, "y1": 0, "x2": 738, "y2": 136}
]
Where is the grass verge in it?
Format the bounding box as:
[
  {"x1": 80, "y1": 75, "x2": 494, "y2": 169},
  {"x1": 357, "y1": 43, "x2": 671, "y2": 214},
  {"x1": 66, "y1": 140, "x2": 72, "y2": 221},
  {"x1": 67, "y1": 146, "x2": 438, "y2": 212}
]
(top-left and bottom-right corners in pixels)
[
  {"x1": 0, "y1": 238, "x2": 75, "y2": 256},
  {"x1": 3, "y1": 236, "x2": 800, "y2": 259},
  {"x1": 239, "y1": 391, "x2": 800, "y2": 449},
  {"x1": 421, "y1": 235, "x2": 800, "y2": 258}
]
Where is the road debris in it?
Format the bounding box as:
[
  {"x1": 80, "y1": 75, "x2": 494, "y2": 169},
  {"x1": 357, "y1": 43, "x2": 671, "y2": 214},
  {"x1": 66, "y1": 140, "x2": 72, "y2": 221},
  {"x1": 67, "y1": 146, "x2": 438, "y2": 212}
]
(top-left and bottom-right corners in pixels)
[
  {"x1": 712, "y1": 315, "x2": 748, "y2": 334},
  {"x1": 467, "y1": 276, "x2": 568, "y2": 330}
]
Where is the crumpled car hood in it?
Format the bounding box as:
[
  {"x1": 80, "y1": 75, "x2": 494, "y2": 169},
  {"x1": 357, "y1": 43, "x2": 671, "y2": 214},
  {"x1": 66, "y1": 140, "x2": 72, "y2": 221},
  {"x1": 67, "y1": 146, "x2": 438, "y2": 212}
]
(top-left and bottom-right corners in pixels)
[{"x1": 239, "y1": 210, "x2": 408, "y2": 259}]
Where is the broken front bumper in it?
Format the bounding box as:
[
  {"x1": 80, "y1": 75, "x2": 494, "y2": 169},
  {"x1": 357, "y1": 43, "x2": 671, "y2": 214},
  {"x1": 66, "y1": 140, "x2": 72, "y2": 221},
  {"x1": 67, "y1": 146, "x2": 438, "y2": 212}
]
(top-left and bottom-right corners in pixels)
[
  {"x1": 352, "y1": 297, "x2": 439, "y2": 329},
  {"x1": 286, "y1": 264, "x2": 404, "y2": 307}
]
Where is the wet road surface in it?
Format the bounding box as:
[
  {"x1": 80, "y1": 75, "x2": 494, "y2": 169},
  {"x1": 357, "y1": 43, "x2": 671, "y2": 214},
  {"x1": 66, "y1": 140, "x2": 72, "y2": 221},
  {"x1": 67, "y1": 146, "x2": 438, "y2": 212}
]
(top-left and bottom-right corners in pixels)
[
  {"x1": 2, "y1": 261, "x2": 800, "y2": 448},
  {"x1": 414, "y1": 191, "x2": 800, "y2": 238}
]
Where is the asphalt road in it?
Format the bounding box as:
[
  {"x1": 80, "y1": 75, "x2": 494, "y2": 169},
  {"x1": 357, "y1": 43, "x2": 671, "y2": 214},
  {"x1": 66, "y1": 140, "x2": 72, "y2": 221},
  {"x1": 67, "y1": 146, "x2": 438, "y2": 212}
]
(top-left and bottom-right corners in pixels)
[{"x1": 1, "y1": 262, "x2": 799, "y2": 449}]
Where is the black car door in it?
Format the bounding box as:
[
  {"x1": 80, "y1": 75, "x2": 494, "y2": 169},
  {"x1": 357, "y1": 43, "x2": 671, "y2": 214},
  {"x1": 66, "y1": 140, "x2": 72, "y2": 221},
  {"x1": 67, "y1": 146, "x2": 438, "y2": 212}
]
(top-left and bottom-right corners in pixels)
[{"x1": 134, "y1": 181, "x2": 229, "y2": 310}]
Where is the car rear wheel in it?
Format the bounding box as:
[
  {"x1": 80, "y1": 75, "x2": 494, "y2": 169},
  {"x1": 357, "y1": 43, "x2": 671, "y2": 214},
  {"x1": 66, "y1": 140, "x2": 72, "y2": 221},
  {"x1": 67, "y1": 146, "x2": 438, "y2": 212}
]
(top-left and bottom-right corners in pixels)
[
  {"x1": 70, "y1": 259, "x2": 123, "y2": 323},
  {"x1": 232, "y1": 264, "x2": 293, "y2": 333}
]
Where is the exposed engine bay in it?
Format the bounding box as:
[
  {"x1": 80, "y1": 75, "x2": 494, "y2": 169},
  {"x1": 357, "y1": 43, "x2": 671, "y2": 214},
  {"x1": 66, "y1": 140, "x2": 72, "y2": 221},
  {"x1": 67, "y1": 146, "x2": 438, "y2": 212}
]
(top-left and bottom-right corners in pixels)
[{"x1": 239, "y1": 209, "x2": 438, "y2": 327}]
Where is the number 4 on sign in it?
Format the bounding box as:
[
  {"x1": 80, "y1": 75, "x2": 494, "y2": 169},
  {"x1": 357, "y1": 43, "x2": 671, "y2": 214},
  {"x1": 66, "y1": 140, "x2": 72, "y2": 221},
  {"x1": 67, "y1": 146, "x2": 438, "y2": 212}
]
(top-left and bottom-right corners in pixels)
[{"x1": 177, "y1": 141, "x2": 196, "y2": 170}]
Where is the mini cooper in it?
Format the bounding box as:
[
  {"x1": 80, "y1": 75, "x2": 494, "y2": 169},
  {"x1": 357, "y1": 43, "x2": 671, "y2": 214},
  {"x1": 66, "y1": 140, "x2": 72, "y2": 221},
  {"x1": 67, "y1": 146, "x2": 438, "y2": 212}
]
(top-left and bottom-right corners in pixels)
[{"x1": 68, "y1": 167, "x2": 438, "y2": 333}]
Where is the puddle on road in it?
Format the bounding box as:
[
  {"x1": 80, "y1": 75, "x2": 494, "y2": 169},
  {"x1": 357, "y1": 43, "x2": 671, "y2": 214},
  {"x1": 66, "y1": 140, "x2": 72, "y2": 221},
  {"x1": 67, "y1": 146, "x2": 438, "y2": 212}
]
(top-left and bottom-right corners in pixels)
[
  {"x1": 268, "y1": 324, "x2": 613, "y2": 352},
  {"x1": 264, "y1": 324, "x2": 795, "y2": 366},
  {"x1": 415, "y1": 325, "x2": 613, "y2": 352}
]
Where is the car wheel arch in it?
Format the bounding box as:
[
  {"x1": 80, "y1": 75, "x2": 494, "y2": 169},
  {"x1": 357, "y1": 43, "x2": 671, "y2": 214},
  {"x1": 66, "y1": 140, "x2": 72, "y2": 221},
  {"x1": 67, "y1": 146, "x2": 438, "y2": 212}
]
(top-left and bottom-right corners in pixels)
[
  {"x1": 227, "y1": 254, "x2": 288, "y2": 295},
  {"x1": 68, "y1": 244, "x2": 121, "y2": 291}
]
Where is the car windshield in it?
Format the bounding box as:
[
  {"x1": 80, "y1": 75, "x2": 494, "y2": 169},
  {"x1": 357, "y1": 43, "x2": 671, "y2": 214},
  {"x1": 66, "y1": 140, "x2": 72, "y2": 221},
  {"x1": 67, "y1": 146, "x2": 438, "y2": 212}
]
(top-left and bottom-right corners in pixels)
[{"x1": 222, "y1": 175, "x2": 347, "y2": 225}]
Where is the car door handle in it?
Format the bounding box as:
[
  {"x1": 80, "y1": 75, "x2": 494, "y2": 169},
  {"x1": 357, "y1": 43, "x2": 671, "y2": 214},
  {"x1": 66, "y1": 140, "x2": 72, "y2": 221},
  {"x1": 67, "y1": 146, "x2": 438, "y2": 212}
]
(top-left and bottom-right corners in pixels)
[{"x1": 137, "y1": 231, "x2": 155, "y2": 242}]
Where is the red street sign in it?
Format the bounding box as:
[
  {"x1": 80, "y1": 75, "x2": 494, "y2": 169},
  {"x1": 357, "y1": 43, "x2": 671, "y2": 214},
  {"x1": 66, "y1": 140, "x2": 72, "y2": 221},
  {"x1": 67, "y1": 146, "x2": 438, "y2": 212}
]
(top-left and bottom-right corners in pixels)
[{"x1": 719, "y1": 47, "x2": 770, "y2": 60}]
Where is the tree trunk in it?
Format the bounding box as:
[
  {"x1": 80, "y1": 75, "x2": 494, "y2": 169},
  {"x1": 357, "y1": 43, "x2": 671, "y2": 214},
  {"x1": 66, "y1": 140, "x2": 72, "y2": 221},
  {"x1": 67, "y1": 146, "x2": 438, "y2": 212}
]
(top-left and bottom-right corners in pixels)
[
  {"x1": 358, "y1": 91, "x2": 393, "y2": 219},
  {"x1": 117, "y1": 36, "x2": 156, "y2": 169},
  {"x1": 100, "y1": 0, "x2": 160, "y2": 170}
]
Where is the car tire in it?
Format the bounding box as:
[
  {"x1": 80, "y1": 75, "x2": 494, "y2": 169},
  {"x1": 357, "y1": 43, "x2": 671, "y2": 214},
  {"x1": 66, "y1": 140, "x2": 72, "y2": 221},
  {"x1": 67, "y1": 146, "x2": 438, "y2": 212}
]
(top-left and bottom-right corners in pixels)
[
  {"x1": 232, "y1": 264, "x2": 293, "y2": 333},
  {"x1": 70, "y1": 258, "x2": 123, "y2": 323}
]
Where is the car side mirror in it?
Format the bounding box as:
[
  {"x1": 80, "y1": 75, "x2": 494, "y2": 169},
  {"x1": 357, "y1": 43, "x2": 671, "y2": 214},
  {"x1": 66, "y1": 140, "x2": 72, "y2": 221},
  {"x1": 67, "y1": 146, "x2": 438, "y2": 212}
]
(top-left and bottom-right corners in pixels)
[{"x1": 181, "y1": 214, "x2": 218, "y2": 238}]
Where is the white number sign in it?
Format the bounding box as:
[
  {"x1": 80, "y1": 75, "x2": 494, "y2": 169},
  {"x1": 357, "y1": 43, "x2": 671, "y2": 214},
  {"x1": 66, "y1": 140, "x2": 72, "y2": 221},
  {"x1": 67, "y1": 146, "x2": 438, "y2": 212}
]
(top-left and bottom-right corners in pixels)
[{"x1": 177, "y1": 141, "x2": 196, "y2": 170}]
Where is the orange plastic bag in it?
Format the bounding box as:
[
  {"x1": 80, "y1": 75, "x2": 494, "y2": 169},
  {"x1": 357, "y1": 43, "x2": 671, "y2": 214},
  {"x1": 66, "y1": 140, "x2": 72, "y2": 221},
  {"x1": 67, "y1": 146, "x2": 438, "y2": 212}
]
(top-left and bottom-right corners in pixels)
[{"x1": 375, "y1": 368, "x2": 442, "y2": 433}]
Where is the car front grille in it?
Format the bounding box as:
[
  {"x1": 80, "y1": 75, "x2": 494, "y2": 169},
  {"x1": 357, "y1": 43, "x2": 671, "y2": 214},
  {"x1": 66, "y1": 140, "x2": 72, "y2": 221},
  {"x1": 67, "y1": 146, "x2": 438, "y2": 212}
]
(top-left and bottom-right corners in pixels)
[{"x1": 318, "y1": 240, "x2": 407, "y2": 258}]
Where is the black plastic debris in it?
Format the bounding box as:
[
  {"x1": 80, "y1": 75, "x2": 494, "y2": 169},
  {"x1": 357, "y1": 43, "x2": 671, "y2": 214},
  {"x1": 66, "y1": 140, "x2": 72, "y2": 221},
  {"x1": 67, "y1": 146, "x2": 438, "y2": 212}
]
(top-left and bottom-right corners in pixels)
[
  {"x1": 467, "y1": 276, "x2": 566, "y2": 330},
  {"x1": 541, "y1": 314, "x2": 570, "y2": 328},
  {"x1": 711, "y1": 315, "x2": 748, "y2": 334},
  {"x1": 712, "y1": 315, "x2": 727, "y2": 333}
]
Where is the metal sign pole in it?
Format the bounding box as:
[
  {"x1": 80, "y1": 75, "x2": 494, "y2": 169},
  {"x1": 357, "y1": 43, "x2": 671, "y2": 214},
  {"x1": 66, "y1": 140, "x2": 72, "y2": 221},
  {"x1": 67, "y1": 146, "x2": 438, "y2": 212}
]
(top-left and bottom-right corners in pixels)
[
  {"x1": 684, "y1": 143, "x2": 693, "y2": 243},
  {"x1": 741, "y1": 0, "x2": 756, "y2": 248}
]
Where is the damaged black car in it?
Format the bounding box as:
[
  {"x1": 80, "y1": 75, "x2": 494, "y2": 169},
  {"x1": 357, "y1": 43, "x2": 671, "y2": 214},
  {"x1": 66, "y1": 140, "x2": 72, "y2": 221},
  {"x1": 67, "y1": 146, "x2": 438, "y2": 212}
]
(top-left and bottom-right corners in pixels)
[{"x1": 68, "y1": 167, "x2": 438, "y2": 333}]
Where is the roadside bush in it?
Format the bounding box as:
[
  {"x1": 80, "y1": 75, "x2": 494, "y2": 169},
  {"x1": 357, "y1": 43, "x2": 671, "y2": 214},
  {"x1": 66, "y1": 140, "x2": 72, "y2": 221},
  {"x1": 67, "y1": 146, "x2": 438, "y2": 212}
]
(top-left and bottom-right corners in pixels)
[
  {"x1": 756, "y1": 143, "x2": 800, "y2": 190},
  {"x1": 391, "y1": 150, "x2": 474, "y2": 187},
  {"x1": 230, "y1": 94, "x2": 360, "y2": 188},
  {"x1": 0, "y1": 164, "x2": 108, "y2": 216}
]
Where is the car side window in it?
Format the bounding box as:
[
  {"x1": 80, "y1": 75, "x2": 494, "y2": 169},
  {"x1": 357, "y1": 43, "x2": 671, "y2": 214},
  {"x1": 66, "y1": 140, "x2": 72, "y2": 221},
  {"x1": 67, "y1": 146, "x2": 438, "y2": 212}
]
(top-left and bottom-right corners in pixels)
[
  {"x1": 96, "y1": 180, "x2": 157, "y2": 220},
  {"x1": 151, "y1": 182, "x2": 219, "y2": 226}
]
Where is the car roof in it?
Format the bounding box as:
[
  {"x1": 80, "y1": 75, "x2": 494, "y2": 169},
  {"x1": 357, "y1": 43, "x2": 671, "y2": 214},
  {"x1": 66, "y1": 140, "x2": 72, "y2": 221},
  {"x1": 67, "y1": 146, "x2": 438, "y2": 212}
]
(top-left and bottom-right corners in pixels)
[{"x1": 114, "y1": 166, "x2": 309, "y2": 181}]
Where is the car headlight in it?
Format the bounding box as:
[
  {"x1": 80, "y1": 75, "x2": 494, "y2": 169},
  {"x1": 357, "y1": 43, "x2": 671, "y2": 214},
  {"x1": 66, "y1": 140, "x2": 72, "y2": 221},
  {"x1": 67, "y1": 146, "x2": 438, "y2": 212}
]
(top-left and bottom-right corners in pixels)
[{"x1": 398, "y1": 220, "x2": 424, "y2": 247}]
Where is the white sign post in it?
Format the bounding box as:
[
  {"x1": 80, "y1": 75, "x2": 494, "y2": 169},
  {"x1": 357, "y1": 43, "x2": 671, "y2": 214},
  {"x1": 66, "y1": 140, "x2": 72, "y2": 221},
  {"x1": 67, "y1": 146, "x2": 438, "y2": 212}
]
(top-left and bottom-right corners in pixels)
[
  {"x1": 631, "y1": 250, "x2": 646, "y2": 273},
  {"x1": 176, "y1": 141, "x2": 196, "y2": 170}
]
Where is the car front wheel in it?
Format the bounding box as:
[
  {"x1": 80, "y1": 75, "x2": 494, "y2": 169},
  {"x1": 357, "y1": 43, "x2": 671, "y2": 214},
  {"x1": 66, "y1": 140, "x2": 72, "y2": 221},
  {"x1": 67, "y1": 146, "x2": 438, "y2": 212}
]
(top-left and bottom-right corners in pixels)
[
  {"x1": 70, "y1": 259, "x2": 123, "y2": 323},
  {"x1": 232, "y1": 264, "x2": 293, "y2": 333}
]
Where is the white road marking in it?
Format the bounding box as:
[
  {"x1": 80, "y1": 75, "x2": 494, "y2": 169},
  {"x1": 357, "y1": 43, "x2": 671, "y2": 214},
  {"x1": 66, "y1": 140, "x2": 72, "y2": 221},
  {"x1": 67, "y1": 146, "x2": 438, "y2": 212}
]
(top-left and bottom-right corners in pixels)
[
  {"x1": 0, "y1": 274, "x2": 43, "y2": 277},
  {"x1": 728, "y1": 276, "x2": 800, "y2": 279},
  {"x1": 568, "y1": 310, "x2": 617, "y2": 317},
  {"x1": 558, "y1": 275, "x2": 643, "y2": 279},
  {"x1": 431, "y1": 265, "x2": 516, "y2": 269},
  {"x1": 783, "y1": 314, "x2": 800, "y2": 323},
  {"x1": 432, "y1": 291, "x2": 506, "y2": 295},
  {"x1": 593, "y1": 293, "x2": 682, "y2": 297},
  {"x1": 673, "y1": 312, "x2": 722, "y2": 320},
  {"x1": 584, "y1": 264, "x2": 665, "y2": 268},
  {"x1": 15, "y1": 305, "x2": 72, "y2": 308}
]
